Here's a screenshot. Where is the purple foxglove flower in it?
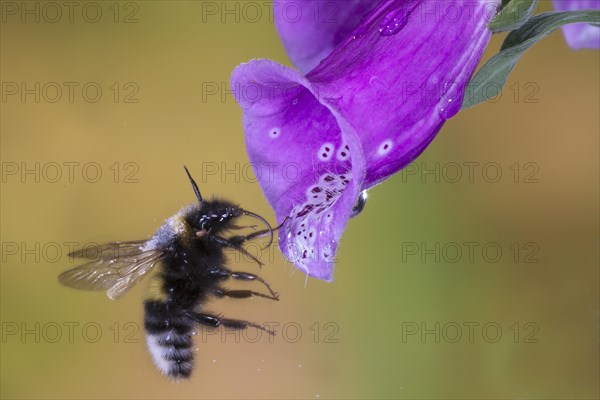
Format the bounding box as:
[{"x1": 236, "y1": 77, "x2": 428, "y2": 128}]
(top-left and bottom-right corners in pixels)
[
  {"x1": 232, "y1": 0, "x2": 500, "y2": 281},
  {"x1": 274, "y1": 0, "x2": 377, "y2": 73},
  {"x1": 552, "y1": 0, "x2": 600, "y2": 49}
]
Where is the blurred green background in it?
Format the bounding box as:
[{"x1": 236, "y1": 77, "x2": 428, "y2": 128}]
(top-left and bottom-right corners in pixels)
[{"x1": 1, "y1": 1, "x2": 598, "y2": 399}]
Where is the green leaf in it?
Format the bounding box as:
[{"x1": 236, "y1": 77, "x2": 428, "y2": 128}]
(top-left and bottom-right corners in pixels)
[
  {"x1": 489, "y1": 0, "x2": 539, "y2": 33},
  {"x1": 462, "y1": 10, "x2": 600, "y2": 110}
]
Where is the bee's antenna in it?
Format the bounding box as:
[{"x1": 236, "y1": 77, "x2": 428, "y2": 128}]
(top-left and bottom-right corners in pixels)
[{"x1": 183, "y1": 165, "x2": 203, "y2": 203}]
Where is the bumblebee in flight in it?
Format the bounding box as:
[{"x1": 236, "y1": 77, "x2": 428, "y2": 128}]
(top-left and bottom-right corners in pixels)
[{"x1": 59, "y1": 167, "x2": 279, "y2": 379}]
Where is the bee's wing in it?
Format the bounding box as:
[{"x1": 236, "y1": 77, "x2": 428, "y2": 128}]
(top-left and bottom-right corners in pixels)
[
  {"x1": 59, "y1": 241, "x2": 165, "y2": 300},
  {"x1": 67, "y1": 240, "x2": 149, "y2": 260}
]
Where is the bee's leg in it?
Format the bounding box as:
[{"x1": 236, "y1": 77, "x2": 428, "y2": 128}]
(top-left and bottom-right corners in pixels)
[
  {"x1": 230, "y1": 272, "x2": 279, "y2": 299},
  {"x1": 212, "y1": 287, "x2": 279, "y2": 301},
  {"x1": 211, "y1": 236, "x2": 264, "y2": 267},
  {"x1": 228, "y1": 217, "x2": 289, "y2": 248},
  {"x1": 229, "y1": 224, "x2": 258, "y2": 231},
  {"x1": 230, "y1": 228, "x2": 271, "y2": 243},
  {"x1": 210, "y1": 269, "x2": 278, "y2": 299},
  {"x1": 187, "y1": 312, "x2": 276, "y2": 335}
]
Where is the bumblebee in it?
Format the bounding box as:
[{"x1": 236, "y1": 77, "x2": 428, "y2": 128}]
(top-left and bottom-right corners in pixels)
[{"x1": 59, "y1": 167, "x2": 279, "y2": 379}]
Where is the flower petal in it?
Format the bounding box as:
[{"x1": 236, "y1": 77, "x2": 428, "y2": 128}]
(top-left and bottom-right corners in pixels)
[
  {"x1": 233, "y1": 0, "x2": 499, "y2": 280},
  {"x1": 275, "y1": 0, "x2": 377, "y2": 73},
  {"x1": 231, "y1": 60, "x2": 366, "y2": 281},
  {"x1": 552, "y1": 0, "x2": 600, "y2": 49},
  {"x1": 306, "y1": 0, "x2": 499, "y2": 188}
]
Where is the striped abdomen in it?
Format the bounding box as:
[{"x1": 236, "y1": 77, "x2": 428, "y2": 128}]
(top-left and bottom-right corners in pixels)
[{"x1": 144, "y1": 300, "x2": 195, "y2": 379}]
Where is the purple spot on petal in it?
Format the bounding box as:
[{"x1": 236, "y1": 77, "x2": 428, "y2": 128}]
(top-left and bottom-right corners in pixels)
[
  {"x1": 268, "y1": 127, "x2": 280, "y2": 139},
  {"x1": 318, "y1": 143, "x2": 335, "y2": 161},
  {"x1": 378, "y1": 140, "x2": 393, "y2": 156}
]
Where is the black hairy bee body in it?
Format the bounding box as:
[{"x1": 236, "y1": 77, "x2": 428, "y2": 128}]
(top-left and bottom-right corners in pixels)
[{"x1": 59, "y1": 167, "x2": 279, "y2": 380}]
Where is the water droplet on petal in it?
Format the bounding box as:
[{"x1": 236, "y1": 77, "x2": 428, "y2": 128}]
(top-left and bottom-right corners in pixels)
[
  {"x1": 351, "y1": 190, "x2": 368, "y2": 218},
  {"x1": 438, "y1": 97, "x2": 461, "y2": 120},
  {"x1": 379, "y1": 6, "x2": 414, "y2": 36},
  {"x1": 437, "y1": 81, "x2": 463, "y2": 120}
]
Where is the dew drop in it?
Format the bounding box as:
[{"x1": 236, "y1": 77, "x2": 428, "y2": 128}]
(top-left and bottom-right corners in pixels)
[
  {"x1": 351, "y1": 190, "x2": 368, "y2": 217},
  {"x1": 378, "y1": 4, "x2": 416, "y2": 36},
  {"x1": 438, "y1": 97, "x2": 461, "y2": 120},
  {"x1": 437, "y1": 80, "x2": 463, "y2": 120}
]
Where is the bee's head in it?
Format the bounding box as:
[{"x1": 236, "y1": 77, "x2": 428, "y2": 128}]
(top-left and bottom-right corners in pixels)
[
  {"x1": 193, "y1": 199, "x2": 242, "y2": 235},
  {"x1": 182, "y1": 166, "x2": 239, "y2": 235},
  {"x1": 182, "y1": 166, "x2": 273, "y2": 246}
]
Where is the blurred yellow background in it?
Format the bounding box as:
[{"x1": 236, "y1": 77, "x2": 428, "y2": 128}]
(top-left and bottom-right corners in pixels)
[{"x1": 1, "y1": 1, "x2": 598, "y2": 399}]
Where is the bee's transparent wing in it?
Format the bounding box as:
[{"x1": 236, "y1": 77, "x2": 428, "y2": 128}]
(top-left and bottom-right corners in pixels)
[
  {"x1": 67, "y1": 240, "x2": 149, "y2": 260},
  {"x1": 58, "y1": 241, "x2": 165, "y2": 300}
]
